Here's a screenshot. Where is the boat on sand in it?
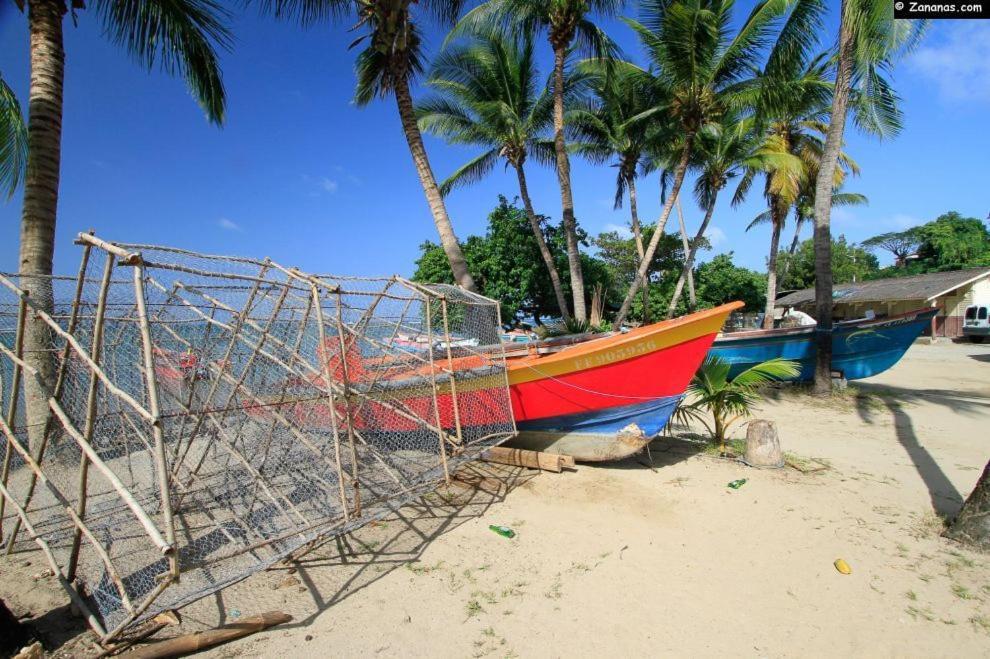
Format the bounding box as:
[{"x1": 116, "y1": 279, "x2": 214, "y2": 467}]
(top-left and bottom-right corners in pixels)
[
  {"x1": 504, "y1": 302, "x2": 743, "y2": 462},
  {"x1": 709, "y1": 307, "x2": 938, "y2": 382}
]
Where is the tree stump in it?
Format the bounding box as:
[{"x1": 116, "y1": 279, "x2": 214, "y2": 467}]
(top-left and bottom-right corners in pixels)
[
  {"x1": 744, "y1": 420, "x2": 783, "y2": 468},
  {"x1": 945, "y1": 459, "x2": 990, "y2": 551}
]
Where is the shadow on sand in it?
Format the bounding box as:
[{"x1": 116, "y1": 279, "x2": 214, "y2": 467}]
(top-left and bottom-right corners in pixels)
[{"x1": 852, "y1": 382, "x2": 990, "y2": 517}]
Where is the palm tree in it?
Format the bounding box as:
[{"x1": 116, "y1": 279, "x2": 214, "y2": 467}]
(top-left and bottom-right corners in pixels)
[
  {"x1": 9, "y1": 0, "x2": 231, "y2": 453},
  {"x1": 664, "y1": 115, "x2": 798, "y2": 319},
  {"x1": 673, "y1": 356, "x2": 799, "y2": 454},
  {"x1": 260, "y1": 0, "x2": 477, "y2": 292},
  {"x1": 569, "y1": 59, "x2": 654, "y2": 319},
  {"x1": 764, "y1": 185, "x2": 867, "y2": 285},
  {"x1": 721, "y1": 0, "x2": 833, "y2": 328},
  {"x1": 416, "y1": 32, "x2": 572, "y2": 321},
  {"x1": 810, "y1": 0, "x2": 926, "y2": 392},
  {"x1": 612, "y1": 0, "x2": 788, "y2": 329},
  {"x1": 1, "y1": 72, "x2": 27, "y2": 199},
  {"x1": 453, "y1": 0, "x2": 623, "y2": 323}
]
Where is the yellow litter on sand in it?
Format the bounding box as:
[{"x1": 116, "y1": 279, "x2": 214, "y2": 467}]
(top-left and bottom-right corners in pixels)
[{"x1": 834, "y1": 559, "x2": 852, "y2": 575}]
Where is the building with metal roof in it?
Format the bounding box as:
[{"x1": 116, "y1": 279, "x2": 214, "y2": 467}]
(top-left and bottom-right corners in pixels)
[{"x1": 775, "y1": 267, "x2": 990, "y2": 338}]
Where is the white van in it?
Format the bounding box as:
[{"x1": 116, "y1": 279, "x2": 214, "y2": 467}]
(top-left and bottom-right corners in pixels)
[{"x1": 963, "y1": 304, "x2": 989, "y2": 343}]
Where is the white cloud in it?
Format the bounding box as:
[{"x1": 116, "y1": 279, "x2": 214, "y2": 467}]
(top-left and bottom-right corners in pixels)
[
  {"x1": 319, "y1": 177, "x2": 338, "y2": 194},
  {"x1": 908, "y1": 22, "x2": 990, "y2": 105},
  {"x1": 704, "y1": 226, "x2": 727, "y2": 246},
  {"x1": 218, "y1": 217, "x2": 241, "y2": 231},
  {"x1": 832, "y1": 207, "x2": 858, "y2": 224},
  {"x1": 602, "y1": 223, "x2": 632, "y2": 237}
]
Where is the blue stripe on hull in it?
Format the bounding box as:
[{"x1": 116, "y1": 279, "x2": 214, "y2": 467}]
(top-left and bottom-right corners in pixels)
[
  {"x1": 515, "y1": 394, "x2": 683, "y2": 438},
  {"x1": 710, "y1": 309, "x2": 935, "y2": 382}
]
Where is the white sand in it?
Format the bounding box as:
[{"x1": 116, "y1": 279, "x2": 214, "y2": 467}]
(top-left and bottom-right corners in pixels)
[{"x1": 3, "y1": 340, "x2": 989, "y2": 657}]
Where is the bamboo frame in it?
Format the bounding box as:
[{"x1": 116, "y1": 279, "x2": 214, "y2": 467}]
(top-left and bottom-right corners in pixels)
[{"x1": 0, "y1": 233, "x2": 516, "y2": 645}]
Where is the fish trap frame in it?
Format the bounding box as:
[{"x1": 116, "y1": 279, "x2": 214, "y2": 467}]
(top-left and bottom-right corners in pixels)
[{"x1": 0, "y1": 233, "x2": 515, "y2": 642}]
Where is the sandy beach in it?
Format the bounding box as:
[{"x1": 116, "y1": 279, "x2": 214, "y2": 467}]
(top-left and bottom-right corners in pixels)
[{"x1": 3, "y1": 339, "x2": 989, "y2": 657}]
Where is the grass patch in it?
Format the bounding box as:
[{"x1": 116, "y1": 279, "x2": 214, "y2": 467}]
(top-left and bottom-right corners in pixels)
[
  {"x1": 465, "y1": 599, "x2": 484, "y2": 619},
  {"x1": 905, "y1": 605, "x2": 936, "y2": 622},
  {"x1": 911, "y1": 510, "x2": 947, "y2": 539},
  {"x1": 905, "y1": 590, "x2": 917, "y2": 601},
  {"x1": 970, "y1": 615, "x2": 990, "y2": 634},
  {"x1": 544, "y1": 574, "x2": 563, "y2": 600},
  {"x1": 951, "y1": 584, "x2": 975, "y2": 600}
]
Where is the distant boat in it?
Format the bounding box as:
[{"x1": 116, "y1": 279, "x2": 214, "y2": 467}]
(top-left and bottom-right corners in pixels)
[
  {"x1": 504, "y1": 302, "x2": 743, "y2": 461},
  {"x1": 709, "y1": 307, "x2": 938, "y2": 381}
]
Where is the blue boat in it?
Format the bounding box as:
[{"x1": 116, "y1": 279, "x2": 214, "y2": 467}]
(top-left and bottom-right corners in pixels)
[{"x1": 710, "y1": 307, "x2": 938, "y2": 381}]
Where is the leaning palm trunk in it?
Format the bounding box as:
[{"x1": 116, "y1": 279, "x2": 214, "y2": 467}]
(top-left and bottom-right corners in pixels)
[
  {"x1": 675, "y1": 195, "x2": 696, "y2": 307},
  {"x1": 515, "y1": 163, "x2": 572, "y2": 322},
  {"x1": 628, "y1": 177, "x2": 649, "y2": 322},
  {"x1": 780, "y1": 215, "x2": 804, "y2": 284},
  {"x1": 666, "y1": 195, "x2": 717, "y2": 319},
  {"x1": 552, "y1": 45, "x2": 586, "y2": 322},
  {"x1": 762, "y1": 210, "x2": 784, "y2": 329},
  {"x1": 394, "y1": 75, "x2": 476, "y2": 292},
  {"x1": 19, "y1": 0, "x2": 65, "y2": 455},
  {"x1": 613, "y1": 134, "x2": 694, "y2": 328},
  {"x1": 812, "y1": 0, "x2": 855, "y2": 393}
]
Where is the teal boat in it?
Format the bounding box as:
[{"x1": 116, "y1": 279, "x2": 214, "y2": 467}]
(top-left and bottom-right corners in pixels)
[{"x1": 710, "y1": 307, "x2": 938, "y2": 381}]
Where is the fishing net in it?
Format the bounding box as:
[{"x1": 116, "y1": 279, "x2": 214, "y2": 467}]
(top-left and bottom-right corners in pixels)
[{"x1": 0, "y1": 234, "x2": 515, "y2": 642}]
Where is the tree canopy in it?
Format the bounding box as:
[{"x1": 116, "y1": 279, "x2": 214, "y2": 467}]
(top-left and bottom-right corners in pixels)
[
  {"x1": 863, "y1": 211, "x2": 990, "y2": 278},
  {"x1": 778, "y1": 235, "x2": 878, "y2": 290}
]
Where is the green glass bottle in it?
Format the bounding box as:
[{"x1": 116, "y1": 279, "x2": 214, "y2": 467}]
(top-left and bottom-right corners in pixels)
[
  {"x1": 727, "y1": 478, "x2": 747, "y2": 489},
  {"x1": 489, "y1": 525, "x2": 515, "y2": 538}
]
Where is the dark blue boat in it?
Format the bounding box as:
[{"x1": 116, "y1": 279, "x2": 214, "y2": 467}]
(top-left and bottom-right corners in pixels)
[{"x1": 710, "y1": 307, "x2": 938, "y2": 381}]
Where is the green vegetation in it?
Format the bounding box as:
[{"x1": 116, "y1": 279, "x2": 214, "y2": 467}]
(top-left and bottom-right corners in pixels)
[
  {"x1": 673, "y1": 357, "x2": 800, "y2": 453},
  {"x1": 778, "y1": 235, "x2": 879, "y2": 290},
  {"x1": 864, "y1": 212, "x2": 990, "y2": 278}
]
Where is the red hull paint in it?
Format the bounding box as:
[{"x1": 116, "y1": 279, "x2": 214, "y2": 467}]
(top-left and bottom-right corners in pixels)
[{"x1": 509, "y1": 333, "x2": 717, "y2": 422}]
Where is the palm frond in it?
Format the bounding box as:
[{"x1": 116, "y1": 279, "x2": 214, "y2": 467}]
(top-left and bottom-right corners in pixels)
[
  {"x1": 94, "y1": 0, "x2": 233, "y2": 124},
  {"x1": 0, "y1": 73, "x2": 27, "y2": 199},
  {"x1": 439, "y1": 148, "x2": 501, "y2": 196}
]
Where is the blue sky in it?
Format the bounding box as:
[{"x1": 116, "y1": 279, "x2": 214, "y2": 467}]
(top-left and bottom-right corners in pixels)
[{"x1": 1, "y1": 3, "x2": 988, "y2": 278}]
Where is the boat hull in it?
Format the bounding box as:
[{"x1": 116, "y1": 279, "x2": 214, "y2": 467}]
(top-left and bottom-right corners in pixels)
[
  {"x1": 710, "y1": 307, "x2": 937, "y2": 381},
  {"x1": 503, "y1": 303, "x2": 743, "y2": 461}
]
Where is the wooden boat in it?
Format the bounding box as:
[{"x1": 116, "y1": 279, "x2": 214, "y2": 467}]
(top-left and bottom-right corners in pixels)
[
  {"x1": 223, "y1": 303, "x2": 743, "y2": 464},
  {"x1": 710, "y1": 307, "x2": 938, "y2": 382},
  {"x1": 503, "y1": 302, "x2": 743, "y2": 461}
]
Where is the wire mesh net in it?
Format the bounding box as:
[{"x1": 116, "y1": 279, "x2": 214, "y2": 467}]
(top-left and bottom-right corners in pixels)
[{"x1": 0, "y1": 234, "x2": 515, "y2": 642}]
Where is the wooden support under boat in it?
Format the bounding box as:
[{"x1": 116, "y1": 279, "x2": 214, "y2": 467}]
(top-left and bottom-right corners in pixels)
[
  {"x1": 480, "y1": 446, "x2": 576, "y2": 472},
  {"x1": 508, "y1": 424, "x2": 653, "y2": 463}
]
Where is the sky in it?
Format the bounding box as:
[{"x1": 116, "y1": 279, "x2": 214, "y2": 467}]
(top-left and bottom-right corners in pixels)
[{"x1": 1, "y1": 2, "x2": 988, "y2": 279}]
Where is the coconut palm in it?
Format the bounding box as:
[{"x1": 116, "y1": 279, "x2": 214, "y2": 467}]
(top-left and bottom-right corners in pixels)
[
  {"x1": 259, "y1": 0, "x2": 477, "y2": 292},
  {"x1": 1, "y1": 72, "x2": 27, "y2": 199},
  {"x1": 416, "y1": 32, "x2": 572, "y2": 321},
  {"x1": 568, "y1": 59, "x2": 655, "y2": 319},
  {"x1": 452, "y1": 0, "x2": 623, "y2": 323},
  {"x1": 663, "y1": 114, "x2": 799, "y2": 319},
  {"x1": 9, "y1": 0, "x2": 231, "y2": 453},
  {"x1": 612, "y1": 0, "x2": 789, "y2": 328},
  {"x1": 752, "y1": 185, "x2": 867, "y2": 285},
  {"x1": 673, "y1": 356, "x2": 799, "y2": 454},
  {"x1": 810, "y1": 0, "x2": 927, "y2": 392}
]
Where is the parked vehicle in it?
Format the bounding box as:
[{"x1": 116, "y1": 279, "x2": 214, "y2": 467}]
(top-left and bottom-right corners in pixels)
[{"x1": 963, "y1": 304, "x2": 989, "y2": 343}]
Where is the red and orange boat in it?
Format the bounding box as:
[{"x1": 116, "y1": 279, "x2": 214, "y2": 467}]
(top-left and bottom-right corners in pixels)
[
  {"x1": 502, "y1": 301, "x2": 742, "y2": 460},
  {"x1": 344, "y1": 302, "x2": 742, "y2": 462}
]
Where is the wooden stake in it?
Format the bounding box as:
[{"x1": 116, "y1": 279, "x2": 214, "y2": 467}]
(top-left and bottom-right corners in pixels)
[
  {"x1": 479, "y1": 447, "x2": 571, "y2": 473},
  {"x1": 120, "y1": 611, "x2": 291, "y2": 659}
]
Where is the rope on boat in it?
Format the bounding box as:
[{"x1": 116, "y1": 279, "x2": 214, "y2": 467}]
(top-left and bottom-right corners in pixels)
[{"x1": 518, "y1": 362, "x2": 666, "y2": 401}]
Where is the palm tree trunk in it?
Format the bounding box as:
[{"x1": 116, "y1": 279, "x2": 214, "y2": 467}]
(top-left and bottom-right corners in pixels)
[
  {"x1": 762, "y1": 210, "x2": 784, "y2": 330},
  {"x1": 614, "y1": 134, "x2": 694, "y2": 328},
  {"x1": 781, "y1": 214, "x2": 804, "y2": 285},
  {"x1": 675, "y1": 195, "x2": 696, "y2": 308},
  {"x1": 552, "y1": 44, "x2": 586, "y2": 322},
  {"x1": 394, "y1": 75, "x2": 476, "y2": 292},
  {"x1": 812, "y1": 0, "x2": 855, "y2": 393},
  {"x1": 19, "y1": 0, "x2": 65, "y2": 455},
  {"x1": 628, "y1": 176, "x2": 649, "y2": 322},
  {"x1": 515, "y1": 163, "x2": 571, "y2": 322},
  {"x1": 666, "y1": 194, "x2": 718, "y2": 319},
  {"x1": 946, "y1": 459, "x2": 990, "y2": 551}
]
